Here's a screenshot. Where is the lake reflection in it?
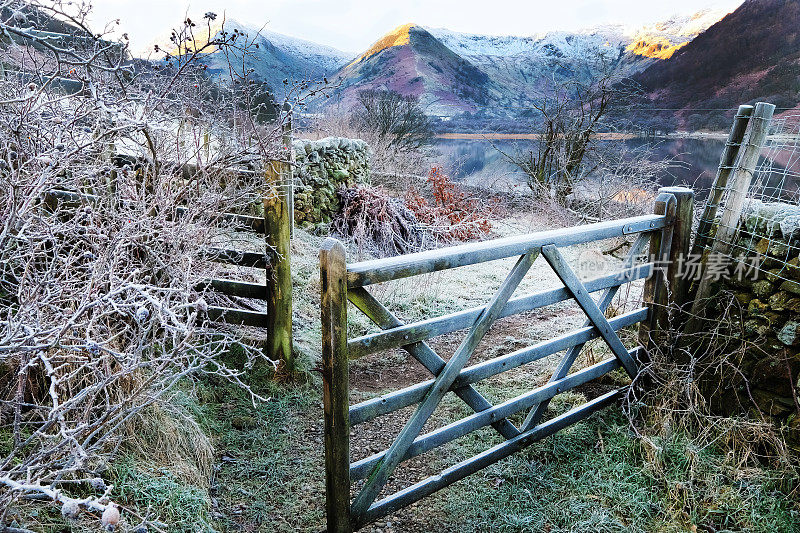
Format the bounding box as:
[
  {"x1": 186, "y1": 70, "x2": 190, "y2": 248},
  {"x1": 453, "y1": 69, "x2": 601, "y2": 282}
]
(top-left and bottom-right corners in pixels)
[{"x1": 431, "y1": 137, "x2": 732, "y2": 198}]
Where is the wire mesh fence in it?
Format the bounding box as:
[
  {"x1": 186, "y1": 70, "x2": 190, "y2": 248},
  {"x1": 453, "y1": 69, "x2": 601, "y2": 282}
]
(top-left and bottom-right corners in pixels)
[{"x1": 697, "y1": 110, "x2": 800, "y2": 288}]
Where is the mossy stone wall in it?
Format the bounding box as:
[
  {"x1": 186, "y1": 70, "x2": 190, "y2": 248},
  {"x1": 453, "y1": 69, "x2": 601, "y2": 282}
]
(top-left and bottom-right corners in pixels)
[
  {"x1": 712, "y1": 199, "x2": 800, "y2": 446},
  {"x1": 292, "y1": 137, "x2": 370, "y2": 227}
]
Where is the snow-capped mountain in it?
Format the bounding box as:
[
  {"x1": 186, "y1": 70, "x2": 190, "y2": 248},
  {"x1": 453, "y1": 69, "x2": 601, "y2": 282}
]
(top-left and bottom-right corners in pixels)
[
  {"x1": 149, "y1": 19, "x2": 352, "y2": 98},
  {"x1": 636, "y1": 0, "x2": 800, "y2": 128},
  {"x1": 427, "y1": 7, "x2": 731, "y2": 76},
  {"x1": 321, "y1": 7, "x2": 732, "y2": 117},
  {"x1": 143, "y1": 6, "x2": 736, "y2": 118}
]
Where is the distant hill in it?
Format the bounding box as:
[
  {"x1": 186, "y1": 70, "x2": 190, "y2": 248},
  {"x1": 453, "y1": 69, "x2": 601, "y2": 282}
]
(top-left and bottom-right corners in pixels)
[
  {"x1": 323, "y1": 10, "x2": 730, "y2": 118},
  {"x1": 149, "y1": 20, "x2": 352, "y2": 99},
  {"x1": 327, "y1": 24, "x2": 493, "y2": 116},
  {"x1": 0, "y1": 4, "x2": 84, "y2": 35},
  {"x1": 634, "y1": 0, "x2": 800, "y2": 129}
]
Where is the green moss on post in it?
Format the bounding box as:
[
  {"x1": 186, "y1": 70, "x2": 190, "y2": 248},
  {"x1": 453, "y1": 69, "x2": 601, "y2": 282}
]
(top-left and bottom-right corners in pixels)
[{"x1": 265, "y1": 160, "x2": 294, "y2": 375}]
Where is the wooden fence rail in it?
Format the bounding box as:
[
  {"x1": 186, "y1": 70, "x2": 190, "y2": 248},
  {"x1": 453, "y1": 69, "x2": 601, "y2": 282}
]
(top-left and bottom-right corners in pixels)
[
  {"x1": 43, "y1": 174, "x2": 295, "y2": 370},
  {"x1": 319, "y1": 188, "x2": 692, "y2": 531}
]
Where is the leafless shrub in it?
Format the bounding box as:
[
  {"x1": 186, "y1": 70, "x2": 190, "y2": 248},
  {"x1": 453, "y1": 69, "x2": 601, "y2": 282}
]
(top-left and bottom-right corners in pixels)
[
  {"x1": 499, "y1": 54, "x2": 672, "y2": 218},
  {"x1": 629, "y1": 292, "x2": 799, "y2": 487},
  {"x1": 352, "y1": 89, "x2": 434, "y2": 153},
  {"x1": 572, "y1": 142, "x2": 677, "y2": 221},
  {"x1": 0, "y1": 1, "x2": 304, "y2": 526},
  {"x1": 333, "y1": 185, "x2": 423, "y2": 256}
]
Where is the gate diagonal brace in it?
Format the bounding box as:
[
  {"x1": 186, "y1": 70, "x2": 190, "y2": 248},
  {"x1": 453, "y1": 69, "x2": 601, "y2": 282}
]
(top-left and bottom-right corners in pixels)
[
  {"x1": 350, "y1": 251, "x2": 539, "y2": 519},
  {"x1": 347, "y1": 287, "x2": 520, "y2": 440},
  {"x1": 522, "y1": 233, "x2": 650, "y2": 430},
  {"x1": 540, "y1": 244, "x2": 639, "y2": 378}
]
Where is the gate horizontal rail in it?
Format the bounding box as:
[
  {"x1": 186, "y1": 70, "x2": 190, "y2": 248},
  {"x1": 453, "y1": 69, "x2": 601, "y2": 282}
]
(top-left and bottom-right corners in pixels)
[
  {"x1": 320, "y1": 190, "x2": 690, "y2": 532},
  {"x1": 349, "y1": 352, "x2": 637, "y2": 480},
  {"x1": 346, "y1": 214, "x2": 667, "y2": 287},
  {"x1": 348, "y1": 308, "x2": 648, "y2": 426},
  {"x1": 363, "y1": 388, "x2": 623, "y2": 524},
  {"x1": 348, "y1": 263, "x2": 654, "y2": 358}
]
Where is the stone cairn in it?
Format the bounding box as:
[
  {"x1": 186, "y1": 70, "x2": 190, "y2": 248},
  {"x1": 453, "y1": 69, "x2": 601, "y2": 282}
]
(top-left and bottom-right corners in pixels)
[{"x1": 292, "y1": 137, "x2": 371, "y2": 228}]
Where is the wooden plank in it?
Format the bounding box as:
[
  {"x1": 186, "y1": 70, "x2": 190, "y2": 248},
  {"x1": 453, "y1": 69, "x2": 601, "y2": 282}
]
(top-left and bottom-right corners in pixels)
[
  {"x1": 350, "y1": 356, "x2": 626, "y2": 480},
  {"x1": 206, "y1": 306, "x2": 268, "y2": 327},
  {"x1": 691, "y1": 105, "x2": 753, "y2": 256},
  {"x1": 349, "y1": 307, "x2": 647, "y2": 425},
  {"x1": 44, "y1": 189, "x2": 267, "y2": 234},
  {"x1": 347, "y1": 214, "x2": 667, "y2": 287},
  {"x1": 524, "y1": 232, "x2": 651, "y2": 431},
  {"x1": 347, "y1": 287, "x2": 520, "y2": 441},
  {"x1": 188, "y1": 207, "x2": 265, "y2": 234},
  {"x1": 265, "y1": 161, "x2": 294, "y2": 373},
  {"x1": 540, "y1": 245, "x2": 639, "y2": 377},
  {"x1": 198, "y1": 278, "x2": 267, "y2": 299},
  {"x1": 320, "y1": 238, "x2": 352, "y2": 533},
  {"x1": 201, "y1": 248, "x2": 270, "y2": 269},
  {"x1": 358, "y1": 389, "x2": 624, "y2": 527},
  {"x1": 348, "y1": 263, "x2": 653, "y2": 358},
  {"x1": 349, "y1": 251, "x2": 539, "y2": 518}
]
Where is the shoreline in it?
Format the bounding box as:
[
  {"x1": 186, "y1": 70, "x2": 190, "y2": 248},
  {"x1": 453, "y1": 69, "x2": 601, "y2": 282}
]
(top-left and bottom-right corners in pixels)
[{"x1": 435, "y1": 131, "x2": 731, "y2": 141}]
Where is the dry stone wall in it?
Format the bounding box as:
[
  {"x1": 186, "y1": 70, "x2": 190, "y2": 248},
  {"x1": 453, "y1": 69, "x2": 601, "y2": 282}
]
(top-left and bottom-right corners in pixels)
[
  {"x1": 292, "y1": 137, "x2": 370, "y2": 227},
  {"x1": 711, "y1": 199, "x2": 800, "y2": 446}
]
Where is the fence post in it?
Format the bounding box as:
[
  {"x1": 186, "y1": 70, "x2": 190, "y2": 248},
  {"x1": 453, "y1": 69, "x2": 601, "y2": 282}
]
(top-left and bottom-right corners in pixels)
[
  {"x1": 691, "y1": 105, "x2": 753, "y2": 257},
  {"x1": 282, "y1": 101, "x2": 295, "y2": 238},
  {"x1": 639, "y1": 191, "x2": 676, "y2": 350},
  {"x1": 320, "y1": 238, "x2": 352, "y2": 533},
  {"x1": 660, "y1": 187, "x2": 695, "y2": 313},
  {"x1": 264, "y1": 159, "x2": 294, "y2": 373},
  {"x1": 686, "y1": 102, "x2": 776, "y2": 329}
]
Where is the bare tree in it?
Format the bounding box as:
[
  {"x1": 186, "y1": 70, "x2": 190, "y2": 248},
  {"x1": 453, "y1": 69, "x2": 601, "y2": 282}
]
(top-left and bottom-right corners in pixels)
[
  {"x1": 503, "y1": 56, "x2": 644, "y2": 205},
  {"x1": 352, "y1": 89, "x2": 434, "y2": 153}
]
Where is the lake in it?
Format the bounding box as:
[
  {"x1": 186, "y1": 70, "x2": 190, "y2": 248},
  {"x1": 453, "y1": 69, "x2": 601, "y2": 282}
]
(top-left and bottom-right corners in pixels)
[{"x1": 429, "y1": 137, "x2": 735, "y2": 199}]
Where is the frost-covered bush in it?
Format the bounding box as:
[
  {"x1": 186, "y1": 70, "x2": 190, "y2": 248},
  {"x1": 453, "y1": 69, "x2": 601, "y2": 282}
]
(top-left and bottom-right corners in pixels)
[{"x1": 0, "y1": 1, "x2": 302, "y2": 527}]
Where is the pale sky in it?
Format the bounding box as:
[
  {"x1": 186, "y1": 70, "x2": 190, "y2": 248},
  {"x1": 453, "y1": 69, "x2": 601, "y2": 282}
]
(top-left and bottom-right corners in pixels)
[{"x1": 89, "y1": 0, "x2": 743, "y2": 55}]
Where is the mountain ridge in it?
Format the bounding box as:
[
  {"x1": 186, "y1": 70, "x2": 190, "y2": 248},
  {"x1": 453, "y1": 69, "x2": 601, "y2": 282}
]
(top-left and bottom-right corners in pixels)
[
  {"x1": 140, "y1": 6, "x2": 746, "y2": 123},
  {"x1": 635, "y1": 0, "x2": 800, "y2": 128},
  {"x1": 323, "y1": 8, "x2": 732, "y2": 117}
]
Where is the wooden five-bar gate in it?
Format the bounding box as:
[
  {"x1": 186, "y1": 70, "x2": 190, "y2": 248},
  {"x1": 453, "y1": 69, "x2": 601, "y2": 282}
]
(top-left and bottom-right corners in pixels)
[{"x1": 320, "y1": 187, "x2": 694, "y2": 531}]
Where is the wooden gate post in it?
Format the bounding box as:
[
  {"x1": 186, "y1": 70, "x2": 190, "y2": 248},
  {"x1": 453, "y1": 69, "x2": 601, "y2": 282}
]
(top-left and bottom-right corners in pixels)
[
  {"x1": 691, "y1": 104, "x2": 753, "y2": 257},
  {"x1": 265, "y1": 158, "x2": 294, "y2": 373},
  {"x1": 320, "y1": 238, "x2": 352, "y2": 533},
  {"x1": 640, "y1": 187, "x2": 694, "y2": 349},
  {"x1": 639, "y1": 191, "x2": 676, "y2": 351},
  {"x1": 282, "y1": 101, "x2": 295, "y2": 238},
  {"x1": 659, "y1": 187, "x2": 695, "y2": 313}
]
